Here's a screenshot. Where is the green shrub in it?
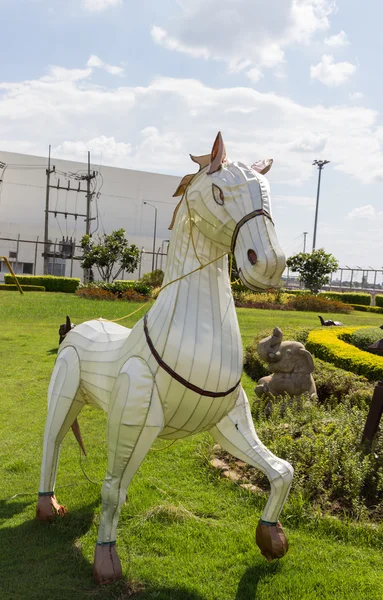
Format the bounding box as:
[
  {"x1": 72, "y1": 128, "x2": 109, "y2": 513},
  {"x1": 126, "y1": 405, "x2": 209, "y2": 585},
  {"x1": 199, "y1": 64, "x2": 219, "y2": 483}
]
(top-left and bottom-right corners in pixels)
[
  {"x1": 350, "y1": 304, "x2": 383, "y2": 313},
  {"x1": 342, "y1": 327, "x2": 383, "y2": 352},
  {"x1": 311, "y1": 358, "x2": 373, "y2": 409},
  {"x1": 281, "y1": 289, "x2": 310, "y2": 296},
  {"x1": 287, "y1": 294, "x2": 353, "y2": 313},
  {"x1": 77, "y1": 280, "x2": 151, "y2": 298},
  {"x1": 233, "y1": 290, "x2": 292, "y2": 309},
  {"x1": 306, "y1": 327, "x2": 383, "y2": 381},
  {"x1": 376, "y1": 295, "x2": 383, "y2": 308},
  {"x1": 231, "y1": 281, "x2": 248, "y2": 293},
  {"x1": 232, "y1": 290, "x2": 352, "y2": 313},
  {"x1": 133, "y1": 282, "x2": 152, "y2": 296},
  {"x1": 76, "y1": 286, "x2": 149, "y2": 302},
  {"x1": 4, "y1": 274, "x2": 80, "y2": 293},
  {"x1": 0, "y1": 284, "x2": 45, "y2": 292},
  {"x1": 139, "y1": 269, "x2": 164, "y2": 288},
  {"x1": 249, "y1": 394, "x2": 383, "y2": 519},
  {"x1": 320, "y1": 291, "x2": 371, "y2": 306}
]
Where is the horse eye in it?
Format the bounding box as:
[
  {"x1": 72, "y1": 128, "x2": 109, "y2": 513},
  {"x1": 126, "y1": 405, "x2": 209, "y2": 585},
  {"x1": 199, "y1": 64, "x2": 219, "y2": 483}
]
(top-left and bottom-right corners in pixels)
[{"x1": 212, "y1": 184, "x2": 224, "y2": 205}]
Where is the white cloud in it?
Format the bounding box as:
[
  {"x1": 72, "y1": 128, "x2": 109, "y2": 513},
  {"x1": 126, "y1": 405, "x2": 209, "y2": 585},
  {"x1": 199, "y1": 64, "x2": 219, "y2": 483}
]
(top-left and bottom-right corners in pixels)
[
  {"x1": 150, "y1": 26, "x2": 210, "y2": 59},
  {"x1": 83, "y1": 0, "x2": 122, "y2": 12},
  {"x1": 41, "y1": 66, "x2": 92, "y2": 82},
  {"x1": 151, "y1": 0, "x2": 334, "y2": 78},
  {"x1": 349, "y1": 91, "x2": 364, "y2": 101},
  {"x1": 87, "y1": 55, "x2": 104, "y2": 68},
  {"x1": 324, "y1": 30, "x2": 349, "y2": 47},
  {"x1": 246, "y1": 67, "x2": 263, "y2": 83},
  {"x1": 347, "y1": 205, "x2": 383, "y2": 220},
  {"x1": 54, "y1": 136, "x2": 132, "y2": 162},
  {"x1": 87, "y1": 55, "x2": 124, "y2": 76},
  {"x1": 310, "y1": 54, "x2": 356, "y2": 86},
  {"x1": 275, "y1": 195, "x2": 315, "y2": 209},
  {"x1": 288, "y1": 134, "x2": 327, "y2": 153},
  {"x1": 1, "y1": 64, "x2": 383, "y2": 184}
]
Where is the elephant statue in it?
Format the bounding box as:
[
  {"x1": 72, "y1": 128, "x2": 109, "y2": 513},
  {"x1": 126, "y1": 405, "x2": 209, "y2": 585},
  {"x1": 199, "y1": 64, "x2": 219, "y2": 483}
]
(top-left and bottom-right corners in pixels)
[{"x1": 255, "y1": 327, "x2": 316, "y2": 401}]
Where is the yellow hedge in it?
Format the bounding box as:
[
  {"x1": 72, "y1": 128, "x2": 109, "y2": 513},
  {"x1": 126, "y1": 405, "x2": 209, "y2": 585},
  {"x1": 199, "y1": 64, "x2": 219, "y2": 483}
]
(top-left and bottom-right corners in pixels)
[{"x1": 306, "y1": 327, "x2": 383, "y2": 382}]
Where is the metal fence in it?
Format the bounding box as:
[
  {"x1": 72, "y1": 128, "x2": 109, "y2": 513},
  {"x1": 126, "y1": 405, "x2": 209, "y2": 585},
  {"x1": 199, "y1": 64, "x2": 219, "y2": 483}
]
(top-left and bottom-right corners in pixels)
[
  {"x1": 1, "y1": 235, "x2": 383, "y2": 292},
  {"x1": 283, "y1": 267, "x2": 383, "y2": 291},
  {"x1": 0, "y1": 235, "x2": 169, "y2": 282}
]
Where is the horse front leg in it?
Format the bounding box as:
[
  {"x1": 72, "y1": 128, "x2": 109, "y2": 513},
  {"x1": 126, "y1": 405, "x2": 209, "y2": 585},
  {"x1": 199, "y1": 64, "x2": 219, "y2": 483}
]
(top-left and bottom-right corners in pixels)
[
  {"x1": 210, "y1": 386, "x2": 293, "y2": 562},
  {"x1": 94, "y1": 357, "x2": 164, "y2": 584},
  {"x1": 36, "y1": 346, "x2": 84, "y2": 521}
]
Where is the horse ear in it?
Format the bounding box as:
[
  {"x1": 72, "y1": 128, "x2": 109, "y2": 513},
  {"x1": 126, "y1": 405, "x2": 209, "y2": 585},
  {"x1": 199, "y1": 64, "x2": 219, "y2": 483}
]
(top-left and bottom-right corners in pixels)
[
  {"x1": 208, "y1": 132, "x2": 226, "y2": 174},
  {"x1": 252, "y1": 159, "x2": 273, "y2": 175},
  {"x1": 173, "y1": 173, "x2": 194, "y2": 198},
  {"x1": 190, "y1": 153, "x2": 211, "y2": 170}
]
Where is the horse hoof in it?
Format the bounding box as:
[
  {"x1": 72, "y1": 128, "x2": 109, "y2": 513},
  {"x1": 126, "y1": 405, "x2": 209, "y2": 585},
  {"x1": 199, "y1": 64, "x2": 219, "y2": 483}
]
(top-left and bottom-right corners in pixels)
[
  {"x1": 93, "y1": 544, "x2": 122, "y2": 585},
  {"x1": 36, "y1": 495, "x2": 67, "y2": 521},
  {"x1": 256, "y1": 520, "x2": 288, "y2": 561}
]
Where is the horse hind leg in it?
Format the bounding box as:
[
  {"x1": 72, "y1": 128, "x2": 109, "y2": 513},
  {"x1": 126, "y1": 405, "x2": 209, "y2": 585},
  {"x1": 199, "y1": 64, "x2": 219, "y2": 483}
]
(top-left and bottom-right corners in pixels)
[
  {"x1": 94, "y1": 357, "x2": 164, "y2": 585},
  {"x1": 209, "y1": 386, "x2": 293, "y2": 562},
  {"x1": 36, "y1": 346, "x2": 84, "y2": 521}
]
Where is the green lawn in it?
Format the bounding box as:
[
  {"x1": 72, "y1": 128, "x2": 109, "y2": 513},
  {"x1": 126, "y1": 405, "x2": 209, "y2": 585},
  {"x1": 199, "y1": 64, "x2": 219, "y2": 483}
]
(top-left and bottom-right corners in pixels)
[{"x1": 1, "y1": 292, "x2": 383, "y2": 600}]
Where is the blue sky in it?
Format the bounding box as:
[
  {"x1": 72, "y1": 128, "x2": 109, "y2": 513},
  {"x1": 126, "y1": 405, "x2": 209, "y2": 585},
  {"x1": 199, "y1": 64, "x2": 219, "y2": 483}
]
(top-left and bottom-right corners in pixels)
[{"x1": 1, "y1": 0, "x2": 382, "y2": 267}]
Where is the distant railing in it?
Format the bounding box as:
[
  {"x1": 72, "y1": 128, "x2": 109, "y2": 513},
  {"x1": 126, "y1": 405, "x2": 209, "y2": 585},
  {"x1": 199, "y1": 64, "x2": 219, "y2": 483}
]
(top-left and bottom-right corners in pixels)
[
  {"x1": 0, "y1": 235, "x2": 168, "y2": 282},
  {"x1": 1, "y1": 235, "x2": 383, "y2": 291}
]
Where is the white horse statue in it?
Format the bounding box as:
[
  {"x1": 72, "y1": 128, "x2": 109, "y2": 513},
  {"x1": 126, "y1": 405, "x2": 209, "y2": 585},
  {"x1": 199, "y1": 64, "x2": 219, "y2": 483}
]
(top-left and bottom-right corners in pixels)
[{"x1": 36, "y1": 132, "x2": 294, "y2": 584}]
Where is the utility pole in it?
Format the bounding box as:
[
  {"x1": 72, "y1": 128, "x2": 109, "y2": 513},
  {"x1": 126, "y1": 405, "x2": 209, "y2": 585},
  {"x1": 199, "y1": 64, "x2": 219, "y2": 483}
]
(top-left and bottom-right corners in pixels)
[
  {"x1": 86, "y1": 151, "x2": 92, "y2": 236},
  {"x1": 303, "y1": 232, "x2": 308, "y2": 253},
  {"x1": 84, "y1": 151, "x2": 95, "y2": 283},
  {"x1": 43, "y1": 146, "x2": 96, "y2": 279},
  {"x1": 44, "y1": 145, "x2": 55, "y2": 274},
  {"x1": 312, "y1": 159, "x2": 330, "y2": 251}
]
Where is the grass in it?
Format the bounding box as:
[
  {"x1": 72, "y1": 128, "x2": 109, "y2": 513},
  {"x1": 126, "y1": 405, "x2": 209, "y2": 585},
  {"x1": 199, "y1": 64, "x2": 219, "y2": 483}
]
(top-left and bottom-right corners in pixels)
[{"x1": 1, "y1": 292, "x2": 383, "y2": 600}]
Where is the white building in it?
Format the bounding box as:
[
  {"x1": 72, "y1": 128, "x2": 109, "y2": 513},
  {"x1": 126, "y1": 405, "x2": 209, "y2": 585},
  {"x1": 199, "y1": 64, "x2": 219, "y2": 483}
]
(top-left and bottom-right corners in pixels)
[{"x1": 0, "y1": 150, "x2": 179, "y2": 282}]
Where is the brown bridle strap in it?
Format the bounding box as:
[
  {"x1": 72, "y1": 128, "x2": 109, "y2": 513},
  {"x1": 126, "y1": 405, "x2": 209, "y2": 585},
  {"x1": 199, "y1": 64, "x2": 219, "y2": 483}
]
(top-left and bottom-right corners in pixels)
[
  {"x1": 144, "y1": 315, "x2": 241, "y2": 398},
  {"x1": 230, "y1": 209, "x2": 273, "y2": 254}
]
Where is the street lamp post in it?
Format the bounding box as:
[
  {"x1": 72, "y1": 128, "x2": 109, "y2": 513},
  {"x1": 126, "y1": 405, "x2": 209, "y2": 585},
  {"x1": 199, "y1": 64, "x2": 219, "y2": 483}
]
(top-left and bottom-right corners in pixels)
[
  {"x1": 303, "y1": 231, "x2": 308, "y2": 253},
  {"x1": 143, "y1": 201, "x2": 158, "y2": 271},
  {"x1": 312, "y1": 159, "x2": 330, "y2": 251},
  {"x1": 160, "y1": 239, "x2": 170, "y2": 270}
]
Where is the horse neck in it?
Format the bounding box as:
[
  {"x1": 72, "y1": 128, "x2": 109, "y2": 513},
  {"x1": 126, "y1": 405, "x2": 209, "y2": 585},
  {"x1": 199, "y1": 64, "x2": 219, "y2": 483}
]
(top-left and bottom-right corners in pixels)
[{"x1": 148, "y1": 202, "x2": 234, "y2": 331}]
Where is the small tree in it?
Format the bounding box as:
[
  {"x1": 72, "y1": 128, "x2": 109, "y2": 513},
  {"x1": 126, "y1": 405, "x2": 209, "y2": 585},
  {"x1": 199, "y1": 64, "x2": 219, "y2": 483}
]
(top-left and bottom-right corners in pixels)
[
  {"x1": 80, "y1": 229, "x2": 140, "y2": 283},
  {"x1": 286, "y1": 248, "x2": 339, "y2": 295}
]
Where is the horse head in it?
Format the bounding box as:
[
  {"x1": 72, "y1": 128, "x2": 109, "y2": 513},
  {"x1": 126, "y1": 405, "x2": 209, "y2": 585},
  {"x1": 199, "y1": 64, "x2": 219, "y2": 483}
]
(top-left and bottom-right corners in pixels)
[{"x1": 171, "y1": 132, "x2": 285, "y2": 291}]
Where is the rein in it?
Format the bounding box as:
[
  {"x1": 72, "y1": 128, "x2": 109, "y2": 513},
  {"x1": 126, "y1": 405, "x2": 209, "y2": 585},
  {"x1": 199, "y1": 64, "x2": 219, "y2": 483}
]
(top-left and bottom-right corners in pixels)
[
  {"x1": 230, "y1": 208, "x2": 273, "y2": 253},
  {"x1": 143, "y1": 314, "x2": 241, "y2": 398}
]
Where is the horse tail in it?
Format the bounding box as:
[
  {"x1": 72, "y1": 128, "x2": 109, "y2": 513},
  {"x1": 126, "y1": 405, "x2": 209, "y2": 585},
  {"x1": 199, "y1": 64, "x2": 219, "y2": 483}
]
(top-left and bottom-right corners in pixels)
[{"x1": 71, "y1": 418, "x2": 86, "y2": 456}]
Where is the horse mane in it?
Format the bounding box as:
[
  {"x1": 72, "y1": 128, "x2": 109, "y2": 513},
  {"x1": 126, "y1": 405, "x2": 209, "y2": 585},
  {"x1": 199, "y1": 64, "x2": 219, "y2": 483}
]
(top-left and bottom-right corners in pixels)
[{"x1": 169, "y1": 153, "x2": 211, "y2": 230}]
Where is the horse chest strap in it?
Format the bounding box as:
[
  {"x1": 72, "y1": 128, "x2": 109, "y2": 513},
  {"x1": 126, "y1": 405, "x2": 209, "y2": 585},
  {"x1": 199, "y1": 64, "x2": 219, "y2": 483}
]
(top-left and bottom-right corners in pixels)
[{"x1": 143, "y1": 315, "x2": 241, "y2": 398}]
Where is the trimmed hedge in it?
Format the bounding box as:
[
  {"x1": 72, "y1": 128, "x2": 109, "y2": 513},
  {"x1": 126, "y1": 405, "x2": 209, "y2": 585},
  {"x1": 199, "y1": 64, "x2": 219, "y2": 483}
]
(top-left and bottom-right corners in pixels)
[
  {"x1": 4, "y1": 274, "x2": 80, "y2": 293},
  {"x1": 78, "y1": 280, "x2": 151, "y2": 297},
  {"x1": 281, "y1": 289, "x2": 310, "y2": 296},
  {"x1": 376, "y1": 295, "x2": 383, "y2": 308},
  {"x1": 343, "y1": 327, "x2": 383, "y2": 352},
  {"x1": 320, "y1": 291, "x2": 371, "y2": 306},
  {"x1": 0, "y1": 284, "x2": 45, "y2": 292},
  {"x1": 350, "y1": 304, "x2": 383, "y2": 314},
  {"x1": 306, "y1": 327, "x2": 383, "y2": 382},
  {"x1": 287, "y1": 294, "x2": 352, "y2": 313}
]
